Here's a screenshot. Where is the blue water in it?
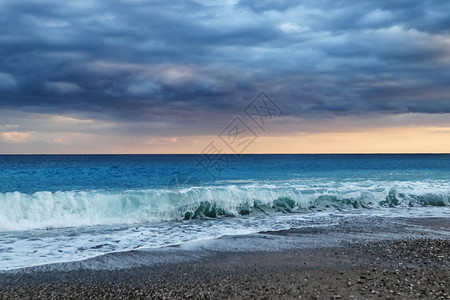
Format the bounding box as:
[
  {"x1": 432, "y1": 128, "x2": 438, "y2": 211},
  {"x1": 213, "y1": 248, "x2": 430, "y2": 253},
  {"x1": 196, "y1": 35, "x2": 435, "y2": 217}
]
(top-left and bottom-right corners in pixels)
[
  {"x1": 0, "y1": 154, "x2": 449, "y2": 270},
  {"x1": 1, "y1": 154, "x2": 449, "y2": 193}
]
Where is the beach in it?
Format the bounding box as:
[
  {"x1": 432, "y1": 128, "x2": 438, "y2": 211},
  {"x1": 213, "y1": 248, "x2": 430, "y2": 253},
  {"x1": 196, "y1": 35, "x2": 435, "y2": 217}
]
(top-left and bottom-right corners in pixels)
[
  {"x1": 1, "y1": 216, "x2": 449, "y2": 299},
  {"x1": 2, "y1": 0, "x2": 450, "y2": 295},
  {"x1": 1, "y1": 155, "x2": 449, "y2": 299}
]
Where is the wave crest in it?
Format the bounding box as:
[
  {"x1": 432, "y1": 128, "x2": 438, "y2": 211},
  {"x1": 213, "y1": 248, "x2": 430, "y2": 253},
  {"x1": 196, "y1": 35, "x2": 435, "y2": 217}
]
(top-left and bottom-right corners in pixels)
[{"x1": 0, "y1": 181, "x2": 449, "y2": 231}]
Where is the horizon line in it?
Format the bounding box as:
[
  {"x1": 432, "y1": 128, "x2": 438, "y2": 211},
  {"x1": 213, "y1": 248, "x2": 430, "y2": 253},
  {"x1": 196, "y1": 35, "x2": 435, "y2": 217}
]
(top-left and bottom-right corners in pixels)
[{"x1": 0, "y1": 153, "x2": 449, "y2": 155}]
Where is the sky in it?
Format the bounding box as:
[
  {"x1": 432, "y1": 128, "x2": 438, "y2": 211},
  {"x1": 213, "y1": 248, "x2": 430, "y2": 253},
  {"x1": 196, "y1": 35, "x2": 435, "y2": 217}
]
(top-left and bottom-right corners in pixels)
[{"x1": 0, "y1": 0, "x2": 449, "y2": 154}]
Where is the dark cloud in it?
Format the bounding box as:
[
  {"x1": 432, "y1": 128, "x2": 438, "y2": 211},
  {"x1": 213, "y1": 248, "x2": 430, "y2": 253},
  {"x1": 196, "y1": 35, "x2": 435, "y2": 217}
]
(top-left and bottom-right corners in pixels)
[
  {"x1": 237, "y1": 0, "x2": 297, "y2": 12},
  {"x1": 0, "y1": 0, "x2": 449, "y2": 136}
]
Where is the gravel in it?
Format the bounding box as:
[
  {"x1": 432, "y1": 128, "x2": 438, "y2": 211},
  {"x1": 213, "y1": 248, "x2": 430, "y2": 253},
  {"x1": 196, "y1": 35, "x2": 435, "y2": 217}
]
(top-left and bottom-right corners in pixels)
[{"x1": 1, "y1": 238, "x2": 449, "y2": 299}]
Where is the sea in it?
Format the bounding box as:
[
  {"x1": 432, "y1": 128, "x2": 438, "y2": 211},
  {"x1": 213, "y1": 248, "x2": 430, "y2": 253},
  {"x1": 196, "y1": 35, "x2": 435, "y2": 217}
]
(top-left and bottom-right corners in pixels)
[{"x1": 0, "y1": 154, "x2": 449, "y2": 270}]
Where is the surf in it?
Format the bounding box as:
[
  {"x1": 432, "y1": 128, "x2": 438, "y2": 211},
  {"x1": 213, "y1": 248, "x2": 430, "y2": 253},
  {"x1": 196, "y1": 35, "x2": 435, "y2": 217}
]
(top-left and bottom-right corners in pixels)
[{"x1": 0, "y1": 180, "x2": 449, "y2": 231}]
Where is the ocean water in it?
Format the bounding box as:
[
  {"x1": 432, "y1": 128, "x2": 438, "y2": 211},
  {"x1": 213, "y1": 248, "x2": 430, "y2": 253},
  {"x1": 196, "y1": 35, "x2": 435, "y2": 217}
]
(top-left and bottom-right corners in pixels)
[{"x1": 0, "y1": 154, "x2": 449, "y2": 270}]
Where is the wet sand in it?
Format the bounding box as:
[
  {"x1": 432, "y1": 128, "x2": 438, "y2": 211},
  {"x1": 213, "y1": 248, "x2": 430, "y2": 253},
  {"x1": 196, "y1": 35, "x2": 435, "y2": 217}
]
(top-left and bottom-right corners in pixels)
[{"x1": 0, "y1": 217, "x2": 449, "y2": 299}]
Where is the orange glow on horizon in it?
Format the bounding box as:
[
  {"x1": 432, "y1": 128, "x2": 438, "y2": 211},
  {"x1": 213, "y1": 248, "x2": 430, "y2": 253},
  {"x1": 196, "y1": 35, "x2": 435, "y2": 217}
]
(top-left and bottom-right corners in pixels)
[
  {"x1": 119, "y1": 126, "x2": 450, "y2": 154},
  {"x1": 2, "y1": 126, "x2": 447, "y2": 154}
]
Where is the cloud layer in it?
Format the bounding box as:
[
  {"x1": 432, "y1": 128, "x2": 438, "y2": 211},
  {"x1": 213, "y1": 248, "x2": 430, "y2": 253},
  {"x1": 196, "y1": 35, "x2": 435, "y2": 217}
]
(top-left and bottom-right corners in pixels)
[{"x1": 0, "y1": 0, "x2": 449, "y2": 152}]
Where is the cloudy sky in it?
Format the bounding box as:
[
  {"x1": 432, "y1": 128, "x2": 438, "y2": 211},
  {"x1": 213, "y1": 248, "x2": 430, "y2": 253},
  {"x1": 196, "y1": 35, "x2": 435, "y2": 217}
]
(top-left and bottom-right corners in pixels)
[{"x1": 0, "y1": 0, "x2": 449, "y2": 153}]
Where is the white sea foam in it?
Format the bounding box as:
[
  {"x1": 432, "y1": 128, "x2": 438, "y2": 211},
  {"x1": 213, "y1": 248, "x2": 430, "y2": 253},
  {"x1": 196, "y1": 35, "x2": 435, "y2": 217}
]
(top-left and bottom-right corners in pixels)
[
  {"x1": 0, "y1": 180, "x2": 449, "y2": 232},
  {"x1": 0, "y1": 207, "x2": 448, "y2": 271}
]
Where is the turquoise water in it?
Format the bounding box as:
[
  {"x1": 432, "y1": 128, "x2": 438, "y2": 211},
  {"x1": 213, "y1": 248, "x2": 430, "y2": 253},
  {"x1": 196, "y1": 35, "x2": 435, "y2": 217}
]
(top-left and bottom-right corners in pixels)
[
  {"x1": 0, "y1": 154, "x2": 449, "y2": 269},
  {"x1": 1, "y1": 154, "x2": 450, "y2": 193}
]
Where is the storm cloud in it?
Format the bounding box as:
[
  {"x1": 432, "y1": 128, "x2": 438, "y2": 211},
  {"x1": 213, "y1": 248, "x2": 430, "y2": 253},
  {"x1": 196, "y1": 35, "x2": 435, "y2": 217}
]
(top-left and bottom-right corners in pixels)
[{"x1": 0, "y1": 0, "x2": 449, "y2": 150}]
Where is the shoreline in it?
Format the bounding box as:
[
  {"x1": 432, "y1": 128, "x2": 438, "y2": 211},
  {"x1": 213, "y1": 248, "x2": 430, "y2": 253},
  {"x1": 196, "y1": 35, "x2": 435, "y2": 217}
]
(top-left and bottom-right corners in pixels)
[{"x1": 1, "y1": 216, "x2": 449, "y2": 299}]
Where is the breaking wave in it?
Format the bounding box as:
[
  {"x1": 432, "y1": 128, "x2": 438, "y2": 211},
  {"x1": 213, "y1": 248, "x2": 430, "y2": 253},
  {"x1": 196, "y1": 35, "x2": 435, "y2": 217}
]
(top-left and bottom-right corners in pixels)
[{"x1": 1, "y1": 180, "x2": 449, "y2": 231}]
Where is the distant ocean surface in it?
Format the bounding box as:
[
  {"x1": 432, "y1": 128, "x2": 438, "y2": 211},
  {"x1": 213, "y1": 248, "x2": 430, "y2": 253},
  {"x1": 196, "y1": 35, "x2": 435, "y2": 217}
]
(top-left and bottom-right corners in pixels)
[{"x1": 1, "y1": 154, "x2": 449, "y2": 270}]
